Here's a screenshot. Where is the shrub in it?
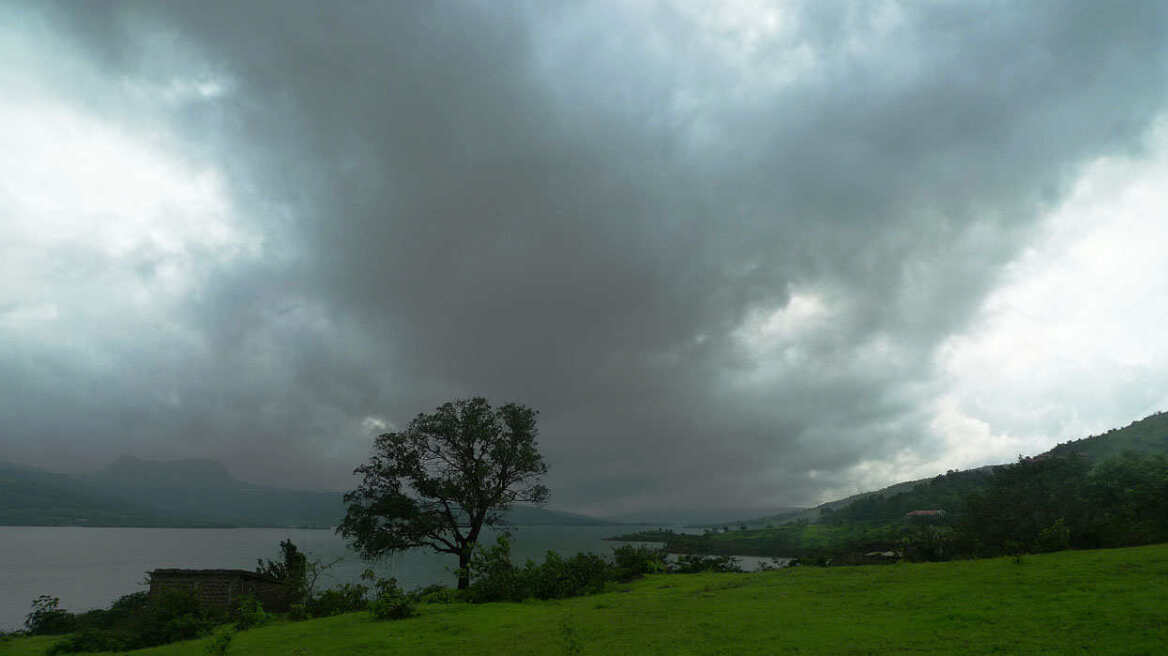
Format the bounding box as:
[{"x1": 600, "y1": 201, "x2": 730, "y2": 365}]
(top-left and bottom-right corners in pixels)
[
  {"x1": 611, "y1": 545, "x2": 668, "y2": 581},
  {"x1": 526, "y1": 551, "x2": 611, "y2": 600},
  {"x1": 1037, "y1": 518, "x2": 1071, "y2": 553},
  {"x1": 257, "y1": 539, "x2": 308, "y2": 602},
  {"x1": 133, "y1": 587, "x2": 219, "y2": 648},
  {"x1": 369, "y1": 577, "x2": 414, "y2": 620},
  {"x1": 204, "y1": 628, "x2": 235, "y2": 656},
  {"x1": 410, "y1": 585, "x2": 460, "y2": 604},
  {"x1": 467, "y1": 535, "x2": 527, "y2": 603},
  {"x1": 306, "y1": 583, "x2": 368, "y2": 617},
  {"x1": 232, "y1": 594, "x2": 268, "y2": 630},
  {"x1": 48, "y1": 629, "x2": 130, "y2": 655},
  {"x1": 47, "y1": 588, "x2": 218, "y2": 654},
  {"x1": 288, "y1": 603, "x2": 308, "y2": 621},
  {"x1": 25, "y1": 596, "x2": 75, "y2": 635}
]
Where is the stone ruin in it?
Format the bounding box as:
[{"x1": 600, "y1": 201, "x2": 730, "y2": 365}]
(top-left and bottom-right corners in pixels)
[{"x1": 148, "y1": 569, "x2": 291, "y2": 613}]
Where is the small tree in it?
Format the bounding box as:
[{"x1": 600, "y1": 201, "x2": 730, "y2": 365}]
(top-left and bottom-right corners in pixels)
[
  {"x1": 338, "y1": 398, "x2": 548, "y2": 589},
  {"x1": 257, "y1": 539, "x2": 307, "y2": 596}
]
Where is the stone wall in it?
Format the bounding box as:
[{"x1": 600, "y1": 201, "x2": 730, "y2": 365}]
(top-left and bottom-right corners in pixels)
[{"x1": 148, "y1": 569, "x2": 291, "y2": 613}]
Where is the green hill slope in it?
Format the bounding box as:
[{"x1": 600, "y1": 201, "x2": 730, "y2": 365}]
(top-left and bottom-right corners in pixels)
[
  {"x1": 1045, "y1": 410, "x2": 1168, "y2": 460},
  {"x1": 734, "y1": 410, "x2": 1168, "y2": 530},
  {"x1": 9, "y1": 543, "x2": 1168, "y2": 655}
]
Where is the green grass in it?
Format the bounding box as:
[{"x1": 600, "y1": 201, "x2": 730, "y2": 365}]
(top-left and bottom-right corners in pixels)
[{"x1": 8, "y1": 544, "x2": 1168, "y2": 655}]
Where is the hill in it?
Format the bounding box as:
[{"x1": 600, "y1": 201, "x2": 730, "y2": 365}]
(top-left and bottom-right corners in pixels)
[
  {"x1": 8, "y1": 543, "x2": 1168, "y2": 655},
  {"x1": 729, "y1": 410, "x2": 1168, "y2": 529},
  {"x1": 0, "y1": 461, "x2": 179, "y2": 527},
  {"x1": 0, "y1": 457, "x2": 617, "y2": 528},
  {"x1": 621, "y1": 410, "x2": 1168, "y2": 559},
  {"x1": 1045, "y1": 410, "x2": 1168, "y2": 460}
]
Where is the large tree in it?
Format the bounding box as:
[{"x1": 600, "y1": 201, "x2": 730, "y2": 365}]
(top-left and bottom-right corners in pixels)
[{"x1": 338, "y1": 398, "x2": 548, "y2": 589}]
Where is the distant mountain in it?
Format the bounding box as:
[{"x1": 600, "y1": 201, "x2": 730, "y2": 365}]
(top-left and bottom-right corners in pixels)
[
  {"x1": 93, "y1": 455, "x2": 238, "y2": 488},
  {"x1": 502, "y1": 505, "x2": 624, "y2": 526},
  {"x1": 610, "y1": 507, "x2": 806, "y2": 527},
  {"x1": 0, "y1": 460, "x2": 181, "y2": 527},
  {"x1": 1, "y1": 457, "x2": 618, "y2": 528}
]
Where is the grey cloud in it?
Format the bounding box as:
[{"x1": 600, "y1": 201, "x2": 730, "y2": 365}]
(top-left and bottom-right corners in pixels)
[{"x1": 3, "y1": 1, "x2": 1167, "y2": 514}]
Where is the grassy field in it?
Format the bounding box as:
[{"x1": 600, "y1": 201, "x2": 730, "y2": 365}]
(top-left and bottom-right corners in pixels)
[{"x1": 6, "y1": 544, "x2": 1168, "y2": 655}]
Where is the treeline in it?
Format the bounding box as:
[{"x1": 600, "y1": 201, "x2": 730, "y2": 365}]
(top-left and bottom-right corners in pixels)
[{"x1": 957, "y1": 451, "x2": 1168, "y2": 555}]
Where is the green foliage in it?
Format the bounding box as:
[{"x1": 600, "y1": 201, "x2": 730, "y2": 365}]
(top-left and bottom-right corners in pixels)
[
  {"x1": 466, "y1": 534, "x2": 528, "y2": 602},
  {"x1": 611, "y1": 544, "x2": 668, "y2": 581},
  {"x1": 368, "y1": 577, "x2": 415, "y2": 621},
  {"x1": 232, "y1": 595, "x2": 268, "y2": 631},
  {"x1": 960, "y1": 452, "x2": 1168, "y2": 556},
  {"x1": 256, "y1": 539, "x2": 308, "y2": 602},
  {"x1": 466, "y1": 535, "x2": 613, "y2": 603},
  {"x1": 24, "y1": 596, "x2": 75, "y2": 635},
  {"x1": 619, "y1": 450, "x2": 1168, "y2": 565},
  {"x1": 339, "y1": 398, "x2": 549, "y2": 590},
  {"x1": 203, "y1": 629, "x2": 234, "y2": 656},
  {"x1": 44, "y1": 587, "x2": 219, "y2": 654},
  {"x1": 305, "y1": 583, "x2": 368, "y2": 617},
  {"x1": 898, "y1": 526, "x2": 956, "y2": 562},
  {"x1": 410, "y1": 584, "x2": 460, "y2": 604},
  {"x1": 11, "y1": 544, "x2": 1168, "y2": 655}
]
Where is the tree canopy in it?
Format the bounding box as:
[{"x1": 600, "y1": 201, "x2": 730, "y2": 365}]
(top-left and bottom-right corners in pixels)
[{"x1": 338, "y1": 398, "x2": 548, "y2": 589}]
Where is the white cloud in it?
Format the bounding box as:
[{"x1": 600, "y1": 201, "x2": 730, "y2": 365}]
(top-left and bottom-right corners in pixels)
[{"x1": 934, "y1": 119, "x2": 1168, "y2": 458}]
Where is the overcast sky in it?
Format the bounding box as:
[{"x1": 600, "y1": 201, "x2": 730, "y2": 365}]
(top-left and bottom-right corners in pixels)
[{"x1": 3, "y1": 1, "x2": 1168, "y2": 516}]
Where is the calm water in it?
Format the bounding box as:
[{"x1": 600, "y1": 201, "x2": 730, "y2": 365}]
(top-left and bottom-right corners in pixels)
[{"x1": 0, "y1": 525, "x2": 786, "y2": 630}]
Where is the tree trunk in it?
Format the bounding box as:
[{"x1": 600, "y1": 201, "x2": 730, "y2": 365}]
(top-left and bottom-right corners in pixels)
[{"x1": 457, "y1": 549, "x2": 471, "y2": 590}]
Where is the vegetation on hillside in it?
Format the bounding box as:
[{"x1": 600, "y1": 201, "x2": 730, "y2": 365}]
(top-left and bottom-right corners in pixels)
[
  {"x1": 614, "y1": 411, "x2": 1168, "y2": 563},
  {"x1": 6, "y1": 544, "x2": 1168, "y2": 655}
]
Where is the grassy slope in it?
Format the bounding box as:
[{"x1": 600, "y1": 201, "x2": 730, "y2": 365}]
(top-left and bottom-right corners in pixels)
[{"x1": 9, "y1": 544, "x2": 1168, "y2": 656}]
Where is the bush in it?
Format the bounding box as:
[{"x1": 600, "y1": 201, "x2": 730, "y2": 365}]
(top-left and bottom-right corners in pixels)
[
  {"x1": 525, "y1": 551, "x2": 611, "y2": 600},
  {"x1": 410, "y1": 585, "x2": 460, "y2": 604},
  {"x1": 134, "y1": 588, "x2": 220, "y2": 648},
  {"x1": 1037, "y1": 518, "x2": 1071, "y2": 553},
  {"x1": 288, "y1": 603, "x2": 308, "y2": 621},
  {"x1": 467, "y1": 535, "x2": 527, "y2": 603},
  {"x1": 25, "y1": 596, "x2": 76, "y2": 635},
  {"x1": 369, "y1": 577, "x2": 414, "y2": 621},
  {"x1": 204, "y1": 629, "x2": 235, "y2": 656},
  {"x1": 256, "y1": 539, "x2": 308, "y2": 602},
  {"x1": 48, "y1": 629, "x2": 130, "y2": 655},
  {"x1": 467, "y1": 536, "x2": 617, "y2": 603},
  {"x1": 306, "y1": 583, "x2": 368, "y2": 617},
  {"x1": 611, "y1": 545, "x2": 668, "y2": 581},
  {"x1": 232, "y1": 594, "x2": 268, "y2": 630},
  {"x1": 46, "y1": 587, "x2": 219, "y2": 655}
]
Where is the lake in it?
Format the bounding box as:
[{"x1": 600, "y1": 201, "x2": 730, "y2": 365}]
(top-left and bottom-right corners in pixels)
[
  {"x1": 1, "y1": 524, "x2": 765, "y2": 631},
  {"x1": 0, "y1": 525, "x2": 788, "y2": 631}
]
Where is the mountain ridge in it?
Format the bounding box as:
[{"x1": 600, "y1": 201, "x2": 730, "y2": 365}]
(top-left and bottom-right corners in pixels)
[{"x1": 0, "y1": 456, "x2": 621, "y2": 528}]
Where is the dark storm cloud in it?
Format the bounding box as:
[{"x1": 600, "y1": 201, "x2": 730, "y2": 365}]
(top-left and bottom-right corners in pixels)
[{"x1": 3, "y1": 1, "x2": 1167, "y2": 514}]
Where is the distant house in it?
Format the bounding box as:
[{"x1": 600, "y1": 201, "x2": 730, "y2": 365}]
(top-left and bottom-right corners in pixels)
[
  {"x1": 148, "y1": 569, "x2": 291, "y2": 612},
  {"x1": 905, "y1": 509, "x2": 945, "y2": 521}
]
